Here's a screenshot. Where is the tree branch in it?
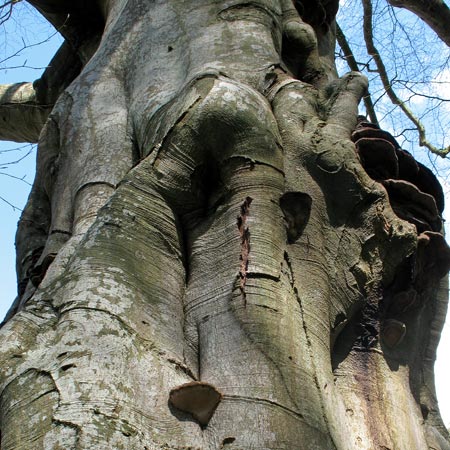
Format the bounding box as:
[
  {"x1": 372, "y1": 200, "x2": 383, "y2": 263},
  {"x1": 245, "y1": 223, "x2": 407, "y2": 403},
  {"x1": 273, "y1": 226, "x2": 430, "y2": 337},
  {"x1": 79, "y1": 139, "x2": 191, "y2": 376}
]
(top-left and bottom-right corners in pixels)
[
  {"x1": 386, "y1": 0, "x2": 450, "y2": 47},
  {"x1": 361, "y1": 0, "x2": 449, "y2": 157},
  {"x1": 336, "y1": 22, "x2": 379, "y2": 126},
  {"x1": 26, "y1": 0, "x2": 104, "y2": 64},
  {"x1": 0, "y1": 0, "x2": 19, "y2": 26},
  {"x1": 0, "y1": 82, "x2": 50, "y2": 142},
  {"x1": 0, "y1": 40, "x2": 82, "y2": 143}
]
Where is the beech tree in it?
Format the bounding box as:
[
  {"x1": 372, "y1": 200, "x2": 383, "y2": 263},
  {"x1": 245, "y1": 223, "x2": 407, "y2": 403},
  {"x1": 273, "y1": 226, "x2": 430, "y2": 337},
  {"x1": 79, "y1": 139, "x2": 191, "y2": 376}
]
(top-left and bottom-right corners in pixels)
[{"x1": 1, "y1": 0, "x2": 450, "y2": 448}]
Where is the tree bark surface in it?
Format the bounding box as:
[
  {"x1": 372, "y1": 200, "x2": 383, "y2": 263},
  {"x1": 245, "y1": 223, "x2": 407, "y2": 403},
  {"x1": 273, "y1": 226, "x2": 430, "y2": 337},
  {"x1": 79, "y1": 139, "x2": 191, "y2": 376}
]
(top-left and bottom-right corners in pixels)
[{"x1": 1, "y1": 0, "x2": 449, "y2": 449}]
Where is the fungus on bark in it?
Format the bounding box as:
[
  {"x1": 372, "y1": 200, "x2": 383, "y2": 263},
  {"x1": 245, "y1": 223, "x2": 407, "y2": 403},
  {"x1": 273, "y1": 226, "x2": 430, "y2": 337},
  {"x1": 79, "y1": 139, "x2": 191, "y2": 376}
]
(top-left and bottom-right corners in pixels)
[
  {"x1": 390, "y1": 288, "x2": 418, "y2": 314},
  {"x1": 352, "y1": 125, "x2": 400, "y2": 150},
  {"x1": 413, "y1": 162, "x2": 445, "y2": 214},
  {"x1": 169, "y1": 381, "x2": 223, "y2": 427},
  {"x1": 352, "y1": 122, "x2": 400, "y2": 180},
  {"x1": 351, "y1": 120, "x2": 445, "y2": 215},
  {"x1": 396, "y1": 148, "x2": 419, "y2": 183},
  {"x1": 354, "y1": 137, "x2": 398, "y2": 180},
  {"x1": 416, "y1": 231, "x2": 450, "y2": 280},
  {"x1": 382, "y1": 319, "x2": 407, "y2": 348},
  {"x1": 381, "y1": 179, "x2": 441, "y2": 233},
  {"x1": 279, "y1": 192, "x2": 312, "y2": 243}
]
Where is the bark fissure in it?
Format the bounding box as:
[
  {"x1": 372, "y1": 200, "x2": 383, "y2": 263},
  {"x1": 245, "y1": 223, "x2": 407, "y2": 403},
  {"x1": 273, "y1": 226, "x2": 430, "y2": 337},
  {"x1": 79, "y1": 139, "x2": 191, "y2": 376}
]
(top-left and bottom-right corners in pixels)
[
  {"x1": 237, "y1": 196, "x2": 253, "y2": 306},
  {"x1": 282, "y1": 249, "x2": 336, "y2": 442},
  {"x1": 223, "y1": 394, "x2": 306, "y2": 420}
]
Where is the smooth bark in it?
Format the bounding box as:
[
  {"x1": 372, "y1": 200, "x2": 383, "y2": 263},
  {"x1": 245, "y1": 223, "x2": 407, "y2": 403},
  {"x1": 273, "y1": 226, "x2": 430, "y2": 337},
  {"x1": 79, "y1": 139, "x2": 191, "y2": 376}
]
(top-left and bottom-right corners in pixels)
[
  {"x1": 0, "y1": 82, "x2": 47, "y2": 142},
  {"x1": 0, "y1": 40, "x2": 82, "y2": 142}
]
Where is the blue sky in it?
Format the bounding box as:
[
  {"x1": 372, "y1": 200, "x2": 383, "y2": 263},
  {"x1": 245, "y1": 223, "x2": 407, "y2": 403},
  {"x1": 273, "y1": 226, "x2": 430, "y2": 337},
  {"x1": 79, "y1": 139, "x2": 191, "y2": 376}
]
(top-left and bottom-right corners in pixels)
[
  {"x1": 0, "y1": 3, "x2": 62, "y2": 321},
  {"x1": 1, "y1": 0, "x2": 449, "y2": 428}
]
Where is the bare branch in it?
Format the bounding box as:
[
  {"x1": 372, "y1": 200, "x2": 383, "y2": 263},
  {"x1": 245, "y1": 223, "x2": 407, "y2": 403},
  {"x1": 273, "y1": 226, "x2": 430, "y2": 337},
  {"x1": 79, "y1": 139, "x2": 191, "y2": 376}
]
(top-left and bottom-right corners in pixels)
[
  {"x1": 0, "y1": 193, "x2": 22, "y2": 210},
  {"x1": 0, "y1": 82, "x2": 50, "y2": 142},
  {"x1": 386, "y1": 0, "x2": 450, "y2": 47},
  {"x1": 0, "y1": 28, "x2": 60, "y2": 66},
  {"x1": 0, "y1": 0, "x2": 21, "y2": 26},
  {"x1": 26, "y1": 0, "x2": 104, "y2": 64},
  {"x1": 0, "y1": 172, "x2": 32, "y2": 185},
  {"x1": 0, "y1": 38, "x2": 83, "y2": 143},
  {"x1": 336, "y1": 22, "x2": 379, "y2": 126},
  {"x1": 0, "y1": 145, "x2": 33, "y2": 168},
  {"x1": 361, "y1": 0, "x2": 449, "y2": 157}
]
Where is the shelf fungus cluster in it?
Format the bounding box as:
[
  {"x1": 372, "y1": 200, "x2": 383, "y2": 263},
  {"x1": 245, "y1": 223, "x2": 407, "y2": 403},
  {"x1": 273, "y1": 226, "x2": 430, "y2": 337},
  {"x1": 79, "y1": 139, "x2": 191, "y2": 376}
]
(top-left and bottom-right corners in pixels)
[
  {"x1": 169, "y1": 381, "x2": 223, "y2": 428},
  {"x1": 352, "y1": 119, "x2": 450, "y2": 349},
  {"x1": 352, "y1": 119, "x2": 444, "y2": 231}
]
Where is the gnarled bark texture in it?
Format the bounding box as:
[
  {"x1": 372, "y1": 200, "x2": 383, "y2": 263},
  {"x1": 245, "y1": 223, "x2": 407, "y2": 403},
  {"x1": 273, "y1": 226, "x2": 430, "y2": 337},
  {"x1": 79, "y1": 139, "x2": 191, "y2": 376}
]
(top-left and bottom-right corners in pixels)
[{"x1": 1, "y1": 0, "x2": 449, "y2": 448}]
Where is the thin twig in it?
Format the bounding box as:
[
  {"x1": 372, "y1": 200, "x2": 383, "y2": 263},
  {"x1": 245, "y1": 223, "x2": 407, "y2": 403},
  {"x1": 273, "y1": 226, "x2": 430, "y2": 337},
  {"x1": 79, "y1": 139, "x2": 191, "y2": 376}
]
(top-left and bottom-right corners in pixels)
[
  {"x1": 0, "y1": 29, "x2": 59, "y2": 66},
  {"x1": 362, "y1": 0, "x2": 449, "y2": 157},
  {"x1": 0, "y1": 147, "x2": 33, "y2": 165},
  {"x1": 336, "y1": 22, "x2": 379, "y2": 126},
  {"x1": 0, "y1": 171, "x2": 32, "y2": 185},
  {"x1": 0, "y1": 193, "x2": 21, "y2": 211},
  {"x1": 0, "y1": 0, "x2": 20, "y2": 26}
]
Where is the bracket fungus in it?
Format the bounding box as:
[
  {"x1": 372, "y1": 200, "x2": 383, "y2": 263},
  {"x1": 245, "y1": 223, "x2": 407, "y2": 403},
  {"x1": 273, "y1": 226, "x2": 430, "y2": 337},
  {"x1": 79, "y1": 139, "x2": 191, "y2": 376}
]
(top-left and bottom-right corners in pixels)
[
  {"x1": 382, "y1": 319, "x2": 407, "y2": 348},
  {"x1": 390, "y1": 288, "x2": 418, "y2": 314},
  {"x1": 417, "y1": 231, "x2": 450, "y2": 280},
  {"x1": 352, "y1": 125, "x2": 400, "y2": 151},
  {"x1": 354, "y1": 137, "x2": 398, "y2": 180},
  {"x1": 381, "y1": 179, "x2": 441, "y2": 233},
  {"x1": 412, "y1": 162, "x2": 445, "y2": 214},
  {"x1": 169, "y1": 381, "x2": 223, "y2": 427},
  {"x1": 279, "y1": 192, "x2": 312, "y2": 243},
  {"x1": 352, "y1": 120, "x2": 444, "y2": 214},
  {"x1": 396, "y1": 149, "x2": 419, "y2": 182}
]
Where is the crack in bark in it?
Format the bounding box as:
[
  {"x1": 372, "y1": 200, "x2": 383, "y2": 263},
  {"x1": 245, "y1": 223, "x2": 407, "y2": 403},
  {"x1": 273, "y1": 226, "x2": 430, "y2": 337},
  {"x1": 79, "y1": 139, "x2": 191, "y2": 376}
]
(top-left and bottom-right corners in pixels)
[
  {"x1": 221, "y1": 155, "x2": 285, "y2": 177},
  {"x1": 223, "y1": 394, "x2": 305, "y2": 421},
  {"x1": 283, "y1": 250, "x2": 336, "y2": 444},
  {"x1": 166, "y1": 357, "x2": 197, "y2": 381},
  {"x1": 246, "y1": 272, "x2": 280, "y2": 282},
  {"x1": 29, "y1": 253, "x2": 57, "y2": 287},
  {"x1": 52, "y1": 419, "x2": 81, "y2": 448},
  {"x1": 220, "y1": 436, "x2": 236, "y2": 448},
  {"x1": 50, "y1": 229, "x2": 72, "y2": 237},
  {"x1": 236, "y1": 197, "x2": 253, "y2": 306},
  {"x1": 146, "y1": 95, "x2": 204, "y2": 164}
]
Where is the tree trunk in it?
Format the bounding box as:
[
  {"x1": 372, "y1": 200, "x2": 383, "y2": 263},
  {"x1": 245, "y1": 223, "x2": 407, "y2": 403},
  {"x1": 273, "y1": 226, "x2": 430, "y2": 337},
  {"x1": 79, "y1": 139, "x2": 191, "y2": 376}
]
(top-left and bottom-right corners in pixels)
[{"x1": 1, "y1": 0, "x2": 449, "y2": 448}]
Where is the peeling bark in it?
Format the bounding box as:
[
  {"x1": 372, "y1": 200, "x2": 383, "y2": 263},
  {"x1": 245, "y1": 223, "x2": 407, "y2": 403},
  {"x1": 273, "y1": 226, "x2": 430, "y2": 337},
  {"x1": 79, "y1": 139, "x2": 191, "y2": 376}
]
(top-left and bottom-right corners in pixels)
[{"x1": 1, "y1": 0, "x2": 449, "y2": 448}]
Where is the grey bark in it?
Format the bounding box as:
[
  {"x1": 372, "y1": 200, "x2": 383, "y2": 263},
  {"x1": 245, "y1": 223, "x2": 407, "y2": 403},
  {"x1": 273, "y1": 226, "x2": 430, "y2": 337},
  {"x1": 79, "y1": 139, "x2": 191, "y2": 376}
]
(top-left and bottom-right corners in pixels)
[
  {"x1": 0, "y1": 40, "x2": 82, "y2": 142},
  {"x1": 0, "y1": 0, "x2": 449, "y2": 448}
]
